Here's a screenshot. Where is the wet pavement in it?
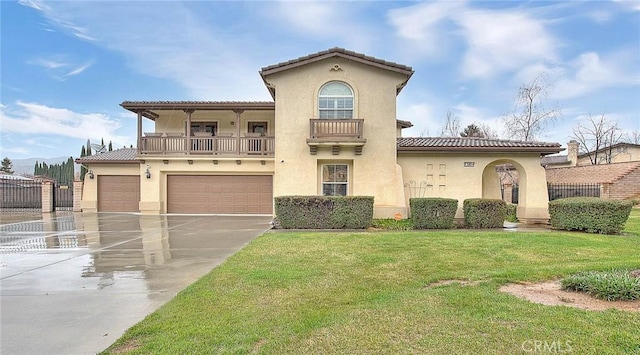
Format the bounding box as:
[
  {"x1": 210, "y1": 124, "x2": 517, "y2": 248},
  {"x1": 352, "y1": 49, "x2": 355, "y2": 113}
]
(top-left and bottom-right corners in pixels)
[{"x1": 0, "y1": 212, "x2": 272, "y2": 355}]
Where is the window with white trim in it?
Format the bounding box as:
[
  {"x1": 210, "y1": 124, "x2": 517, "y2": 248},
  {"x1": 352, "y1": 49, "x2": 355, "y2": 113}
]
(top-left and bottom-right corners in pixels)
[
  {"x1": 322, "y1": 164, "x2": 348, "y2": 196},
  {"x1": 319, "y1": 81, "x2": 353, "y2": 119}
]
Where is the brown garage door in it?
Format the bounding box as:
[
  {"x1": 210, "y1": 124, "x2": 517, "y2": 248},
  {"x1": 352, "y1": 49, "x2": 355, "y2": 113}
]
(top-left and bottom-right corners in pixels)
[
  {"x1": 167, "y1": 175, "x2": 273, "y2": 214},
  {"x1": 98, "y1": 175, "x2": 140, "y2": 212}
]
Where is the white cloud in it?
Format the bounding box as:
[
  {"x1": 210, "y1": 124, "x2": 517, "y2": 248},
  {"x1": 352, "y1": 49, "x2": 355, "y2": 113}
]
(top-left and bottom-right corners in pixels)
[
  {"x1": 22, "y1": 1, "x2": 272, "y2": 100},
  {"x1": 28, "y1": 56, "x2": 93, "y2": 81},
  {"x1": 613, "y1": 0, "x2": 640, "y2": 12},
  {"x1": 387, "y1": 2, "x2": 559, "y2": 78},
  {"x1": 456, "y1": 9, "x2": 558, "y2": 79},
  {"x1": 66, "y1": 62, "x2": 93, "y2": 77},
  {"x1": 28, "y1": 58, "x2": 67, "y2": 69},
  {"x1": 553, "y1": 51, "x2": 640, "y2": 99},
  {"x1": 0, "y1": 102, "x2": 130, "y2": 148},
  {"x1": 387, "y1": 1, "x2": 463, "y2": 59},
  {"x1": 264, "y1": 1, "x2": 378, "y2": 52}
]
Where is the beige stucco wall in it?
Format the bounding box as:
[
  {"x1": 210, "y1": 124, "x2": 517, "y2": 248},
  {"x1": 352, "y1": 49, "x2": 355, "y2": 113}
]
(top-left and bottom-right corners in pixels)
[
  {"x1": 398, "y1": 152, "x2": 551, "y2": 223},
  {"x1": 577, "y1": 145, "x2": 640, "y2": 166},
  {"x1": 264, "y1": 57, "x2": 410, "y2": 218},
  {"x1": 80, "y1": 164, "x2": 140, "y2": 212},
  {"x1": 154, "y1": 110, "x2": 275, "y2": 137}
]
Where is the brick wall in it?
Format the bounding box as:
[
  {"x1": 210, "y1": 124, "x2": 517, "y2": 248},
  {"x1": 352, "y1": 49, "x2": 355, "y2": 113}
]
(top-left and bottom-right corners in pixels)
[{"x1": 606, "y1": 166, "x2": 640, "y2": 200}]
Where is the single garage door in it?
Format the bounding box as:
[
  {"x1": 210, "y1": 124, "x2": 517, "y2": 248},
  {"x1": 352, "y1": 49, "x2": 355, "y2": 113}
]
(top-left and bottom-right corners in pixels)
[
  {"x1": 167, "y1": 175, "x2": 273, "y2": 214},
  {"x1": 98, "y1": 175, "x2": 140, "y2": 212}
]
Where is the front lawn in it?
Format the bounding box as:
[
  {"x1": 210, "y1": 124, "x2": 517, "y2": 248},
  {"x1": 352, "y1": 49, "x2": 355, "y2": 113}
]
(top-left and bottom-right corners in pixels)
[{"x1": 105, "y1": 209, "x2": 640, "y2": 354}]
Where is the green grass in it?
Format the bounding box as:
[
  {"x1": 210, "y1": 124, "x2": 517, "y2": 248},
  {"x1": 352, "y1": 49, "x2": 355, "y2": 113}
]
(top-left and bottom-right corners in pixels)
[{"x1": 104, "y1": 209, "x2": 640, "y2": 354}]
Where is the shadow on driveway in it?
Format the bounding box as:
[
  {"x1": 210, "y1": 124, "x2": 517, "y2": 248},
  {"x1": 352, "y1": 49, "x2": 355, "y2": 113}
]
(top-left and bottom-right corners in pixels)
[{"x1": 0, "y1": 212, "x2": 272, "y2": 355}]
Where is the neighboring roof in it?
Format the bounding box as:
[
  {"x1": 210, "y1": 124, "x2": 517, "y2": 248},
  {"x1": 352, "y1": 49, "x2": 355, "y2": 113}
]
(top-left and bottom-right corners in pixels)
[
  {"x1": 546, "y1": 161, "x2": 640, "y2": 184},
  {"x1": 577, "y1": 142, "x2": 640, "y2": 158},
  {"x1": 75, "y1": 148, "x2": 139, "y2": 164},
  {"x1": 540, "y1": 155, "x2": 570, "y2": 166},
  {"x1": 260, "y1": 47, "x2": 415, "y2": 99},
  {"x1": 121, "y1": 101, "x2": 275, "y2": 120},
  {"x1": 397, "y1": 137, "x2": 563, "y2": 154},
  {"x1": 0, "y1": 174, "x2": 34, "y2": 181},
  {"x1": 396, "y1": 119, "x2": 413, "y2": 129}
]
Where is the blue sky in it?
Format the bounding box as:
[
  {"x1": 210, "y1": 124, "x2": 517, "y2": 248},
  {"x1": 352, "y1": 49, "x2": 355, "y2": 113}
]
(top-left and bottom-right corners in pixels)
[{"x1": 1, "y1": 0, "x2": 639, "y2": 161}]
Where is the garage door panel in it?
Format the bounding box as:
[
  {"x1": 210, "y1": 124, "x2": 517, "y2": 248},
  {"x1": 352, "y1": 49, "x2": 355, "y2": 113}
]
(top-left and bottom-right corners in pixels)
[
  {"x1": 98, "y1": 176, "x2": 140, "y2": 212},
  {"x1": 167, "y1": 175, "x2": 272, "y2": 214}
]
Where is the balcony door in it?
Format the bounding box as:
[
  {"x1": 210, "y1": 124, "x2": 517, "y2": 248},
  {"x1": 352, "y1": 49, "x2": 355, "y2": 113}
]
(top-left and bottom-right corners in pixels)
[
  {"x1": 190, "y1": 122, "x2": 217, "y2": 136},
  {"x1": 247, "y1": 121, "x2": 268, "y2": 153}
]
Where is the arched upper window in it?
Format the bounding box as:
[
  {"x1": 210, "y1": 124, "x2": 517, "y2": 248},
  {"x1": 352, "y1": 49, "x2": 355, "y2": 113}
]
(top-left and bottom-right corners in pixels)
[{"x1": 319, "y1": 81, "x2": 353, "y2": 119}]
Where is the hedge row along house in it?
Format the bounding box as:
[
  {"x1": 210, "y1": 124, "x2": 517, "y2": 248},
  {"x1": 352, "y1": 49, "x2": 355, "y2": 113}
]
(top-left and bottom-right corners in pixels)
[{"x1": 76, "y1": 48, "x2": 562, "y2": 223}]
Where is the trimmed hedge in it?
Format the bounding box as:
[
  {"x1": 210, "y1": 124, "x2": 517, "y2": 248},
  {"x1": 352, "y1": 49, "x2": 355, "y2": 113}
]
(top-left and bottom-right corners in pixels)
[
  {"x1": 549, "y1": 197, "x2": 633, "y2": 234},
  {"x1": 505, "y1": 204, "x2": 518, "y2": 223},
  {"x1": 410, "y1": 198, "x2": 458, "y2": 229},
  {"x1": 274, "y1": 196, "x2": 374, "y2": 229},
  {"x1": 463, "y1": 198, "x2": 507, "y2": 229}
]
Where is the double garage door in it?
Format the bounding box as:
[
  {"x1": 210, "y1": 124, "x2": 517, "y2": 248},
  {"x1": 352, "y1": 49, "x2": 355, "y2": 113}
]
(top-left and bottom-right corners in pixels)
[{"x1": 167, "y1": 175, "x2": 273, "y2": 214}]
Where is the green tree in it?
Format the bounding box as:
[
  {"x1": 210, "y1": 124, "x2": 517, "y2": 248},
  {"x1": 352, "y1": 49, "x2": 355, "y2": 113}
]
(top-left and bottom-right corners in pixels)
[
  {"x1": 108, "y1": 141, "x2": 113, "y2": 151},
  {"x1": 460, "y1": 124, "x2": 484, "y2": 138},
  {"x1": 1, "y1": 157, "x2": 14, "y2": 174},
  {"x1": 80, "y1": 145, "x2": 87, "y2": 181}
]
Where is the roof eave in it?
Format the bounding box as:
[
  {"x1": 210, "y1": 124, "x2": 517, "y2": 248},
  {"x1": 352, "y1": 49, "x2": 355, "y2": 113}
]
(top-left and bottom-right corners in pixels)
[
  {"x1": 120, "y1": 101, "x2": 275, "y2": 111},
  {"x1": 260, "y1": 52, "x2": 414, "y2": 77},
  {"x1": 397, "y1": 147, "x2": 563, "y2": 155},
  {"x1": 75, "y1": 159, "x2": 140, "y2": 164}
]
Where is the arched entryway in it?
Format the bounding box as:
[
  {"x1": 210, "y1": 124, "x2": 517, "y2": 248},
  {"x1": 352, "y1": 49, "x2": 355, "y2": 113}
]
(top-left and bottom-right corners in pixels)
[{"x1": 481, "y1": 158, "x2": 549, "y2": 224}]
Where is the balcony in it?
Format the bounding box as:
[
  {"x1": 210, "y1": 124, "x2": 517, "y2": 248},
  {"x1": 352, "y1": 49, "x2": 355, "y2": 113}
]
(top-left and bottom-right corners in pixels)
[
  {"x1": 307, "y1": 119, "x2": 366, "y2": 155},
  {"x1": 139, "y1": 133, "x2": 274, "y2": 156}
]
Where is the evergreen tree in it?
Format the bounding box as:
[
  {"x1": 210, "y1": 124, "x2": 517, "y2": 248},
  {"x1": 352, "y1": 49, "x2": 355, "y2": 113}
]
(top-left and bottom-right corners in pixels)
[
  {"x1": 1, "y1": 157, "x2": 14, "y2": 174},
  {"x1": 80, "y1": 145, "x2": 87, "y2": 181},
  {"x1": 460, "y1": 124, "x2": 484, "y2": 138},
  {"x1": 108, "y1": 141, "x2": 113, "y2": 151}
]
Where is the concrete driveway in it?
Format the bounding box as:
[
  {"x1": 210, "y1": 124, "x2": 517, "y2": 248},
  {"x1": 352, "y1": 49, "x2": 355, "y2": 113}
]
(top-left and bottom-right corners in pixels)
[{"x1": 0, "y1": 212, "x2": 272, "y2": 355}]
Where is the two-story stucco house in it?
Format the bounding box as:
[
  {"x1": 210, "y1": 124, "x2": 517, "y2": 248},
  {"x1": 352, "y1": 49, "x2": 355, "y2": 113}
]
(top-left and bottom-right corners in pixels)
[{"x1": 76, "y1": 48, "x2": 562, "y2": 223}]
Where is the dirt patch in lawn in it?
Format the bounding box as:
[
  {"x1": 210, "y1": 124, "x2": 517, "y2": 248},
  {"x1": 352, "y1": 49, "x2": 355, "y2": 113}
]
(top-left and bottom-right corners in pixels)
[
  {"x1": 428, "y1": 280, "x2": 483, "y2": 287},
  {"x1": 500, "y1": 281, "x2": 640, "y2": 312}
]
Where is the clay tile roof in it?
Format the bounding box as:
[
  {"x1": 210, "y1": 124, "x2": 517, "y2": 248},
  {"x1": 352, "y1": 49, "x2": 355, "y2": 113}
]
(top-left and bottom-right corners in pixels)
[
  {"x1": 260, "y1": 47, "x2": 414, "y2": 75},
  {"x1": 397, "y1": 137, "x2": 562, "y2": 154},
  {"x1": 260, "y1": 47, "x2": 414, "y2": 99},
  {"x1": 540, "y1": 155, "x2": 570, "y2": 166},
  {"x1": 546, "y1": 161, "x2": 640, "y2": 184},
  {"x1": 75, "y1": 148, "x2": 139, "y2": 164},
  {"x1": 121, "y1": 101, "x2": 274, "y2": 111},
  {"x1": 396, "y1": 119, "x2": 413, "y2": 128}
]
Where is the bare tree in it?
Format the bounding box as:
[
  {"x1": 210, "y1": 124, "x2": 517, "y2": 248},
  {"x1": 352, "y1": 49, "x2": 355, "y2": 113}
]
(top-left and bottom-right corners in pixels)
[
  {"x1": 572, "y1": 113, "x2": 623, "y2": 165},
  {"x1": 440, "y1": 110, "x2": 460, "y2": 137},
  {"x1": 626, "y1": 130, "x2": 640, "y2": 144},
  {"x1": 478, "y1": 122, "x2": 499, "y2": 139},
  {"x1": 503, "y1": 73, "x2": 561, "y2": 141}
]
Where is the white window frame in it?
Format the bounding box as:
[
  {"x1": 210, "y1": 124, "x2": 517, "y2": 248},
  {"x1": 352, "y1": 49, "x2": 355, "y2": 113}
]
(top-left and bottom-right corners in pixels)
[
  {"x1": 318, "y1": 81, "x2": 354, "y2": 119},
  {"x1": 321, "y1": 164, "x2": 349, "y2": 196}
]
